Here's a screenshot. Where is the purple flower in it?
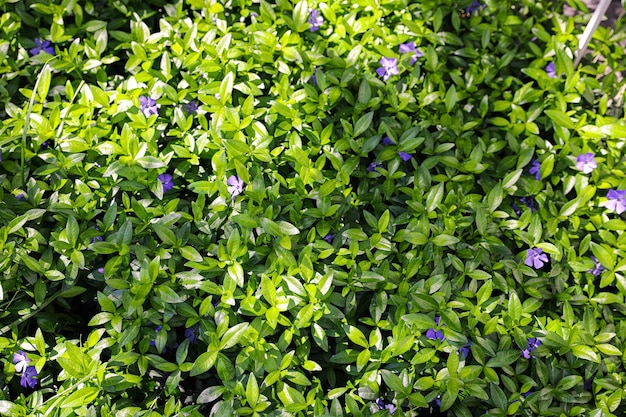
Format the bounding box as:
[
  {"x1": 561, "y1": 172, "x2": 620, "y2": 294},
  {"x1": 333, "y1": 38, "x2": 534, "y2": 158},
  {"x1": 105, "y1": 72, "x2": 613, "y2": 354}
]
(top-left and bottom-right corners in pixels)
[
  {"x1": 311, "y1": 67, "x2": 322, "y2": 86},
  {"x1": 375, "y1": 399, "x2": 396, "y2": 413},
  {"x1": 529, "y1": 159, "x2": 541, "y2": 180},
  {"x1": 29, "y1": 38, "x2": 54, "y2": 56},
  {"x1": 399, "y1": 41, "x2": 423, "y2": 65},
  {"x1": 589, "y1": 256, "x2": 605, "y2": 277},
  {"x1": 466, "y1": 0, "x2": 484, "y2": 14},
  {"x1": 90, "y1": 235, "x2": 103, "y2": 245},
  {"x1": 97, "y1": 267, "x2": 105, "y2": 274},
  {"x1": 426, "y1": 317, "x2": 444, "y2": 341},
  {"x1": 185, "y1": 325, "x2": 199, "y2": 344},
  {"x1": 16, "y1": 193, "x2": 26, "y2": 200},
  {"x1": 367, "y1": 162, "x2": 382, "y2": 172},
  {"x1": 323, "y1": 234, "x2": 335, "y2": 243},
  {"x1": 227, "y1": 175, "x2": 244, "y2": 199},
  {"x1": 13, "y1": 351, "x2": 30, "y2": 373},
  {"x1": 434, "y1": 396, "x2": 441, "y2": 407},
  {"x1": 602, "y1": 190, "x2": 626, "y2": 214},
  {"x1": 520, "y1": 196, "x2": 538, "y2": 212},
  {"x1": 458, "y1": 341, "x2": 471, "y2": 358},
  {"x1": 376, "y1": 57, "x2": 399, "y2": 81},
  {"x1": 512, "y1": 203, "x2": 521, "y2": 216},
  {"x1": 398, "y1": 152, "x2": 412, "y2": 161},
  {"x1": 185, "y1": 101, "x2": 198, "y2": 114},
  {"x1": 545, "y1": 62, "x2": 557, "y2": 78},
  {"x1": 575, "y1": 153, "x2": 597, "y2": 174},
  {"x1": 139, "y1": 96, "x2": 159, "y2": 117},
  {"x1": 382, "y1": 136, "x2": 394, "y2": 146},
  {"x1": 525, "y1": 248, "x2": 548, "y2": 269},
  {"x1": 20, "y1": 366, "x2": 38, "y2": 388},
  {"x1": 158, "y1": 173, "x2": 174, "y2": 192},
  {"x1": 308, "y1": 9, "x2": 323, "y2": 32},
  {"x1": 521, "y1": 337, "x2": 541, "y2": 359}
]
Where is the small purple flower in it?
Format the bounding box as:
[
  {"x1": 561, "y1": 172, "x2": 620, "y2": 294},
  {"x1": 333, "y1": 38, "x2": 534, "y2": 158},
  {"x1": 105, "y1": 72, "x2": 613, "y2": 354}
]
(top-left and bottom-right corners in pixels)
[
  {"x1": 139, "y1": 96, "x2": 159, "y2": 117},
  {"x1": 215, "y1": 93, "x2": 221, "y2": 100},
  {"x1": 227, "y1": 175, "x2": 244, "y2": 199},
  {"x1": 575, "y1": 153, "x2": 597, "y2": 174},
  {"x1": 426, "y1": 316, "x2": 444, "y2": 341},
  {"x1": 382, "y1": 136, "x2": 394, "y2": 146},
  {"x1": 466, "y1": 0, "x2": 484, "y2": 14},
  {"x1": 97, "y1": 267, "x2": 105, "y2": 274},
  {"x1": 308, "y1": 9, "x2": 324, "y2": 32},
  {"x1": 185, "y1": 325, "x2": 199, "y2": 344},
  {"x1": 458, "y1": 341, "x2": 471, "y2": 358},
  {"x1": 521, "y1": 337, "x2": 541, "y2": 359},
  {"x1": 602, "y1": 190, "x2": 626, "y2": 214},
  {"x1": 16, "y1": 193, "x2": 26, "y2": 200},
  {"x1": 185, "y1": 101, "x2": 198, "y2": 114},
  {"x1": 376, "y1": 57, "x2": 399, "y2": 81},
  {"x1": 375, "y1": 399, "x2": 396, "y2": 413},
  {"x1": 589, "y1": 256, "x2": 605, "y2": 277},
  {"x1": 13, "y1": 351, "x2": 30, "y2": 373},
  {"x1": 20, "y1": 366, "x2": 38, "y2": 388},
  {"x1": 367, "y1": 162, "x2": 382, "y2": 172},
  {"x1": 520, "y1": 196, "x2": 538, "y2": 213},
  {"x1": 91, "y1": 235, "x2": 103, "y2": 245},
  {"x1": 434, "y1": 395, "x2": 441, "y2": 407},
  {"x1": 398, "y1": 152, "x2": 412, "y2": 161},
  {"x1": 545, "y1": 62, "x2": 557, "y2": 78},
  {"x1": 40, "y1": 141, "x2": 50, "y2": 150},
  {"x1": 159, "y1": 173, "x2": 174, "y2": 192},
  {"x1": 399, "y1": 41, "x2": 423, "y2": 65},
  {"x1": 525, "y1": 248, "x2": 548, "y2": 269},
  {"x1": 29, "y1": 38, "x2": 54, "y2": 56},
  {"x1": 529, "y1": 159, "x2": 541, "y2": 180},
  {"x1": 323, "y1": 233, "x2": 335, "y2": 243},
  {"x1": 512, "y1": 203, "x2": 522, "y2": 216}
]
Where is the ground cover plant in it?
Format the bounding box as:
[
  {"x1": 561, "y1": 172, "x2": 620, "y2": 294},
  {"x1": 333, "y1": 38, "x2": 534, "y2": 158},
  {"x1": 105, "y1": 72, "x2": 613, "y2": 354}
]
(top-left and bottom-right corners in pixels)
[{"x1": 0, "y1": 0, "x2": 626, "y2": 415}]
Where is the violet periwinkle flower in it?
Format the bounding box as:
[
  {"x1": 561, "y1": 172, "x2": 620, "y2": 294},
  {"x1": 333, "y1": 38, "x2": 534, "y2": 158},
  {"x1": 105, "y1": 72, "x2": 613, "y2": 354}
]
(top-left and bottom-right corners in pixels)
[
  {"x1": 545, "y1": 62, "x2": 557, "y2": 79},
  {"x1": 367, "y1": 162, "x2": 382, "y2": 172},
  {"x1": 308, "y1": 9, "x2": 323, "y2": 32},
  {"x1": 398, "y1": 152, "x2": 412, "y2": 161},
  {"x1": 520, "y1": 196, "x2": 538, "y2": 213},
  {"x1": 185, "y1": 101, "x2": 198, "y2": 114},
  {"x1": 97, "y1": 267, "x2": 105, "y2": 274},
  {"x1": 13, "y1": 351, "x2": 30, "y2": 373},
  {"x1": 466, "y1": 0, "x2": 484, "y2": 14},
  {"x1": 521, "y1": 337, "x2": 541, "y2": 359},
  {"x1": 376, "y1": 57, "x2": 399, "y2": 81},
  {"x1": 323, "y1": 234, "x2": 335, "y2": 243},
  {"x1": 227, "y1": 175, "x2": 244, "y2": 199},
  {"x1": 575, "y1": 153, "x2": 597, "y2": 174},
  {"x1": 159, "y1": 173, "x2": 174, "y2": 192},
  {"x1": 525, "y1": 248, "x2": 548, "y2": 269},
  {"x1": 589, "y1": 256, "x2": 605, "y2": 277},
  {"x1": 512, "y1": 203, "x2": 522, "y2": 216},
  {"x1": 529, "y1": 159, "x2": 541, "y2": 180},
  {"x1": 458, "y1": 341, "x2": 471, "y2": 358},
  {"x1": 20, "y1": 366, "x2": 38, "y2": 388},
  {"x1": 139, "y1": 96, "x2": 159, "y2": 117},
  {"x1": 602, "y1": 190, "x2": 626, "y2": 214},
  {"x1": 185, "y1": 326, "x2": 199, "y2": 344},
  {"x1": 434, "y1": 396, "x2": 441, "y2": 407},
  {"x1": 382, "y1": 136, "x2": 394, "y2": 146},
  {"x1": 399, "y1": 41, "x2": 423, "y2": 65},
  {"x1": 426, "y1": 316, "x2": 444, "y2": 341},
  {"x1": 375, "y1": 399, "x2": 396, "y2": 413},
  {"x1": 29, "y1": 38, "x2": 54, "y2": 56}
]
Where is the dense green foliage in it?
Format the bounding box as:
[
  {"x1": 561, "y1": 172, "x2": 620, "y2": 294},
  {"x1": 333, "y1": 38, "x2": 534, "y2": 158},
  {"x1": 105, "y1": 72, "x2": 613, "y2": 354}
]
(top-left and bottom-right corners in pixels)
[{"x1": 1, "y1": 0, "x2": 626, "y2": 416}]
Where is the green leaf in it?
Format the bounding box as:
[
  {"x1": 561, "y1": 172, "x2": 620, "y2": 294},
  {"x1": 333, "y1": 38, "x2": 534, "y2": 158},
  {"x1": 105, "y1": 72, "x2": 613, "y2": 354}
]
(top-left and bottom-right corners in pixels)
[
  {"x1": 353, "y1": 111, "x2": 374, "y2": 137},
  {"x1": 486, "y1": 350, "x2": 519, "y2": 367},
  {"x1": 431, "y1": 234, "x2": 459, "y2": 246},
  {"x1": 59, "y1": 387, "x2": 100, "y2": 409},
  {"x1": 545, "y1": 109, "x2": 575, "y2": 129},
  {"x1": 490, "y1": 383, "x2": 507, "y2": 410},
  {"x1": 445, "y1": 84, "x2": 457, "y2": 113},
  {"x1": 36, "y1": 64, "x2": 52, "y2": 102},
  {"x1": 345, "y1": 325, "x2": 369, "y2": 349},
  {"x1": 571, "y1": 345, "x2": 600, "y2": 363},
  {"x1": 219, "y1": 323, "x2": 248, "y2": 350},
  {"x1": 179, "y1": 246, "x2": 203, "y2": 262},
  {"x1": 190, "y1": 350, "x2": 219, "y2": 376}
]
